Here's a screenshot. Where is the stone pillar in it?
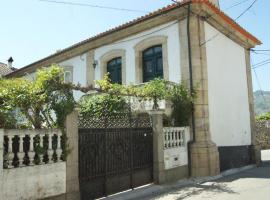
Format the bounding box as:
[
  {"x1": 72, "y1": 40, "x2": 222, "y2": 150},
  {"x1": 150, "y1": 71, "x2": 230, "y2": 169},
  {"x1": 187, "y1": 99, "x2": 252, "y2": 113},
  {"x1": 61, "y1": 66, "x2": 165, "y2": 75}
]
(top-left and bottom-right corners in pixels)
[
  {"x1": 150, "y1": 110, "x2": 166, "y2": 184},
  {"x1": 245, "y1": 49, "x2": 262, "y2": 166},
  {"x1": 65, "y1": 110, "x2": 80, "y2": 200},
  {"x1": 0, "y1": 129, "x2": 4, "y2": 200},
  {"x1": 86, "y1": 50, "x2": 95, "y2": 87},
  {"x1": 187, "y1": 15, "x2": 220, "y2": 177}
]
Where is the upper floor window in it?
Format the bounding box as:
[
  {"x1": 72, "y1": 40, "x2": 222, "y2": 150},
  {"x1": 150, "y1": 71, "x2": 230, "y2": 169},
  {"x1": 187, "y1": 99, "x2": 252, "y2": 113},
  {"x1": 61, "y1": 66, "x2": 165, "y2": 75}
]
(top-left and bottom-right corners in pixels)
[
  {"x1": 142, "y1": 45, "x2": 163, "y2": 82},
  {"x1": 63, "y1": 66, "x2": 73, "y2": 83},
  {"x1": 107, "y1": 57, "x2": 122, "y2": 84},
  {"x1": 64, "y1": 71, "x2": 72, "y2": 83}
]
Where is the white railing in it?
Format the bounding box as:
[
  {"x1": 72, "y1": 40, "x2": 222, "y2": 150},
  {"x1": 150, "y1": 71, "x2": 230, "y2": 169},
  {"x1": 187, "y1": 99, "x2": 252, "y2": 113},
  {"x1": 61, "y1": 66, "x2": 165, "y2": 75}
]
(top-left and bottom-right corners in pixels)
[
  {"x1": 163, "y1": 127, "x2": 190, "y2": 170},
  {"x1": 3, "y1": 129, "x2": 63, "y2": 168},
  {"x1": 163, "y1": 127, "x2": 188, "y2": 149}
]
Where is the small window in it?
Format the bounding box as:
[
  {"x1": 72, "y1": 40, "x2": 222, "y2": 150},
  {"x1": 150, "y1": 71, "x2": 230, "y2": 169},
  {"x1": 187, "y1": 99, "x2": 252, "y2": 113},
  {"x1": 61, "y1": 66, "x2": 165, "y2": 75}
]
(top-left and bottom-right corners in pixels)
[
  {"x1": 64, "y1": 71, "x2": 72, "y2": 83},
  {"x1": 143, "y1": 45, "x2": 163, "y2": 82},
  {"x1": 107, "y1": 57, "x2": 122, "y2": 84}
]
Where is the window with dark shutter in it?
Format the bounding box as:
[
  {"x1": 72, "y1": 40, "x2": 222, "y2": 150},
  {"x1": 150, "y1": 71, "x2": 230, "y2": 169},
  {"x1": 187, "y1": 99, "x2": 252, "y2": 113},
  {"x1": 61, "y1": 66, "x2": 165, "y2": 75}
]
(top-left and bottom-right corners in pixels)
[
  {"x1": 143, "y1": 45, "x2": 163, "y2": 82},
  {"x1": 107, "y1": 57, "x2": 122, "y2": 84}
]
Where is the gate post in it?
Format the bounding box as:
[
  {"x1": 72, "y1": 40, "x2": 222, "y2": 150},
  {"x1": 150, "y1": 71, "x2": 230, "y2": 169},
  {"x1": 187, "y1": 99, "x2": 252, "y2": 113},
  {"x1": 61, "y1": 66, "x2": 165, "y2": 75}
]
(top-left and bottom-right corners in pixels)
[
  {"x1": 65, "y1": 109, "x2": 80, "y2": 200},
  {"x1": 150, "y1": 110, "x2": 166, "y2": 184}
]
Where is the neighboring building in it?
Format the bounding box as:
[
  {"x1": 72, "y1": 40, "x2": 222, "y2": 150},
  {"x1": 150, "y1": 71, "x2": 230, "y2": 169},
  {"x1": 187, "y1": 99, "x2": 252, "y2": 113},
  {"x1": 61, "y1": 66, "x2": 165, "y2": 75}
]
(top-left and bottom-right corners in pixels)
[
  {"x1": 6, "y1": 0, "x2": 261, "y2": 176},
  {"x1": 0, "y1": 57, "x2": 16, "y2": 77}
]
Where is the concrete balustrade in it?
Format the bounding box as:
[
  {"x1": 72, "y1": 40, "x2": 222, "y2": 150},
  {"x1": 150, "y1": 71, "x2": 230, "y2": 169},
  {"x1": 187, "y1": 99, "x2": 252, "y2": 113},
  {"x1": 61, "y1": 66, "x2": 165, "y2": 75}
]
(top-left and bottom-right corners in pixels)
[
  {"x1": 0, "y1": 129, "x2": 66, "y2": 200},
  {"x1": 3, "y1": 129, "x2": 63, "y2": 168},
  {"x1": 163, "y1": 127, "x2": 190, "y2": 171},
  {"x1": 163, "y1": 127, "x2": 188, "y2": 149}
]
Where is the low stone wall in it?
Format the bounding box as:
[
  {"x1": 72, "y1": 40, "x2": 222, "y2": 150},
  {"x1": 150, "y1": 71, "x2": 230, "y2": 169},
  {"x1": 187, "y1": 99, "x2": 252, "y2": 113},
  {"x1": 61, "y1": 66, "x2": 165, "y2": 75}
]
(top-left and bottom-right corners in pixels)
[
  {"x1": 0, "y1": 129, "x2": 66, "y2": 200},
  {"x1": 256, "y1": 120, "x2": 270, "y2": 150},
  {"x1": 163, "y1": 127, "x2": 190, "y2": 182},
  {"x1": 2, "y1": 163, "x2": 66, "y2": 200}
]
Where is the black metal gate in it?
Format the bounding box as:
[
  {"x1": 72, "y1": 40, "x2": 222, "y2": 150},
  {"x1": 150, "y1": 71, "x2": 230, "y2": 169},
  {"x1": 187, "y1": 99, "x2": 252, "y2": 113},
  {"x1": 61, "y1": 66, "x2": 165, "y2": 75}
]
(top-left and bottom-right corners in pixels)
[{"x1": 78, "y1": 112, "x2": 153, "y2": 200}]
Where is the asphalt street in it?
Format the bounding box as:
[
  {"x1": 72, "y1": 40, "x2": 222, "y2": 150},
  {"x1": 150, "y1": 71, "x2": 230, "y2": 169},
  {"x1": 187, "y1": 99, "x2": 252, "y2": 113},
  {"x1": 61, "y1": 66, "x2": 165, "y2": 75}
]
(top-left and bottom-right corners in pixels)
[{"x1": 141, "y1": 150, "x2": 270, "y2": 200}]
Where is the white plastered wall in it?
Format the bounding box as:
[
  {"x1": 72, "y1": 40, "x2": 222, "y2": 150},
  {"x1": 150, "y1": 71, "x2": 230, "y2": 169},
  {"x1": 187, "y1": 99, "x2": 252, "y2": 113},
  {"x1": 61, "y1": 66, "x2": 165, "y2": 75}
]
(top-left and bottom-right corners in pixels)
[
  {"x1": 205, "y1": 22, "x2": 251, "y2": 147},
  {"x1": 59, "y1": 54, "x2": 87, "y2": 101},
  {"x1": 94, "y1": 21, "x2": 182, "y2": 84}
]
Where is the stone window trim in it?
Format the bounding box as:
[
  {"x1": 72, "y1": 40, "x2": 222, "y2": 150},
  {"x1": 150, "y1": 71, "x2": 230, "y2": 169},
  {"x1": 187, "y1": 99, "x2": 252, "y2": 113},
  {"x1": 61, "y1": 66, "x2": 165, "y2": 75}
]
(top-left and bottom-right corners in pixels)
[
  {"x1": 63, "y1": 65, "x2": 73, "y2": 83},
  {"x1": 134, "y1": 35, "x2": 169, "y2": 84},
  {"x1": 99, "y1": 49, "x2": 126, "y2": 84}
]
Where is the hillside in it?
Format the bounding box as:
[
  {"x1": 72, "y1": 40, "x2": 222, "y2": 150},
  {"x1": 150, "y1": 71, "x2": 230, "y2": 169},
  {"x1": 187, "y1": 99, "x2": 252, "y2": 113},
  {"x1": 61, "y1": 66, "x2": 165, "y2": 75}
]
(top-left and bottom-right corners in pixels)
[{"x1": 254, "y1": 90, "x2": 270, "y2": 116}]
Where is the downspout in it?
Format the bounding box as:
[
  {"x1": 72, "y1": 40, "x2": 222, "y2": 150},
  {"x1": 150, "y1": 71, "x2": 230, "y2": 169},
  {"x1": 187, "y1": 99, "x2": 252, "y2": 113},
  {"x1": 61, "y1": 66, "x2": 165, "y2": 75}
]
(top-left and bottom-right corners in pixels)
[{"x1": 186, "y1": 1, "x2": 196, "y2": 177}]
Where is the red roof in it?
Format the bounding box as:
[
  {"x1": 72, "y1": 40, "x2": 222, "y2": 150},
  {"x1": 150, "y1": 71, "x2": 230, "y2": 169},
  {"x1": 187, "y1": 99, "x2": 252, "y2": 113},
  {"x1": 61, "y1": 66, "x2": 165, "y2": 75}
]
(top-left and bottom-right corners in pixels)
[{"x1": 194, "y1": 0, "x2": 261, "y2": 44}]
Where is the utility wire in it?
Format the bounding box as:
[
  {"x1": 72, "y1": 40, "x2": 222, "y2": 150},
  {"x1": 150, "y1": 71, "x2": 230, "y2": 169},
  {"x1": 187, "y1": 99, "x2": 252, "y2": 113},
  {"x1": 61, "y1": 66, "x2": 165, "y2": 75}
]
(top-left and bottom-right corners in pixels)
[
  {"x1": 224, "y1": 0, "x2": 251, "y2": 11},
  {"x1": 251, "y1": 49, "x2": 270, "y2": 52},
  {"x1": 200, "y1": 0, "x2": 258, "y2": 46},
  {"x1": 252, "y1": 58, "x2": 270, "y2": 68},
  {"x1": 251, "y1": 51, "x2": 270, "y2": 56},
  {"x1": 38, "y1": 0, "x2": 149, "y2": 13},
  {"x1": 251, "y1": 57, "x2": 266, "y2": 102},
  {"x1": 235, "y1": 0, "x2": 258, "y2": 20},
  {"x1": 252, "y1": 61, "x2": 270, "y2": 69},
  {"x1": 253, "y1": 68, "x2": 266, "y2": 102}
]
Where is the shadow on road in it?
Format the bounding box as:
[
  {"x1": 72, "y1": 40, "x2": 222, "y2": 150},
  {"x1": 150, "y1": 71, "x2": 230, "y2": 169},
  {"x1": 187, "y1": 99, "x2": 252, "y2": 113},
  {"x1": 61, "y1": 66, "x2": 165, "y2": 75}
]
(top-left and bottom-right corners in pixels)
[
  {"x1": 142, "y1": 181, "x2": 238, "y2": 200},
  {"x1": 172, "y1": 183, "x2": 238, "y2": 200}
]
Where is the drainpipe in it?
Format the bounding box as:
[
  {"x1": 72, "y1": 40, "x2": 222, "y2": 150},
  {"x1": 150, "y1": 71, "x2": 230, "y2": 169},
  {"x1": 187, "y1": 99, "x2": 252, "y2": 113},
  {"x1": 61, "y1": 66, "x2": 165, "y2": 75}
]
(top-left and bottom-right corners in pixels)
[{"x1": 186, "y1": 2, "x2": 196, "y2": 177}]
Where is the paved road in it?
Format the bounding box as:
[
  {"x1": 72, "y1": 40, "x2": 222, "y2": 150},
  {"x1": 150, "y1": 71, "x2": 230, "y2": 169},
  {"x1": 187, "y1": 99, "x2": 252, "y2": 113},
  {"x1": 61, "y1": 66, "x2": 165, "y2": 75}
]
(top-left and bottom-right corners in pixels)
[{"x1": 141, "y1": 150, "x2": 270, "y2": 200}]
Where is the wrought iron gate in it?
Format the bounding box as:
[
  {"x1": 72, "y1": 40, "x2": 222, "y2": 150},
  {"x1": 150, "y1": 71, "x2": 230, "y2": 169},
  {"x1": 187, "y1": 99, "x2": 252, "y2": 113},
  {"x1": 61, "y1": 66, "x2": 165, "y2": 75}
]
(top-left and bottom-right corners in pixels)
[{"x1": 78, "y1": 112, "x2": 153, "y2": 200}]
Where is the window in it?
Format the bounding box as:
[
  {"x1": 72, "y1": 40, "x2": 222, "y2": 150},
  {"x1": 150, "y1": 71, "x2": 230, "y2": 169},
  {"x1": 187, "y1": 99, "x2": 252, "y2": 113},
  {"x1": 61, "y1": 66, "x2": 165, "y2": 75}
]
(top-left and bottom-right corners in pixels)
[
  {"x1": 143, "y1": 45, "x2": 163, "y2": 82},
  {"x1": 107, "y1": 57, "x2": 122, "y2": 84},
  {"x1": 63, "y1": 66, "x2": 73, "y2": 83},
  {"x1": 64, "y1": 71, "x2": 72, "y2": 83}
]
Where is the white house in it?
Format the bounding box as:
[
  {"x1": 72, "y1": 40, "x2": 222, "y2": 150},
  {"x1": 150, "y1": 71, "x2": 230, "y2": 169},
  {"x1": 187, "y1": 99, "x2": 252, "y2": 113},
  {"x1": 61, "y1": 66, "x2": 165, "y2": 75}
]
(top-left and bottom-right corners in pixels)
[{"x1": 7, "y1": 0, "x2": 261, "y2": 176}]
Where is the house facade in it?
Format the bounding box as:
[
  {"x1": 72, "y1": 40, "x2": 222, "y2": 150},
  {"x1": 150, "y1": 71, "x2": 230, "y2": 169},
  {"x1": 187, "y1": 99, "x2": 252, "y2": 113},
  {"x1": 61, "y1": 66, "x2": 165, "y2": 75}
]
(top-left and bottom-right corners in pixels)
[{"x1": 7, "y1": 0, "x2": 261, "y2": 176}]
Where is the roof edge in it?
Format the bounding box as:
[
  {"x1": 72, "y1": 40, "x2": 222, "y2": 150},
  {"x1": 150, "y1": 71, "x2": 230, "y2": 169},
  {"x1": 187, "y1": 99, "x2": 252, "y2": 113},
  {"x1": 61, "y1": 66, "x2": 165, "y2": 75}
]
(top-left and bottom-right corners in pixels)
[{"x1": 7, "y1": 0, "x2": 261, "y2": 77}]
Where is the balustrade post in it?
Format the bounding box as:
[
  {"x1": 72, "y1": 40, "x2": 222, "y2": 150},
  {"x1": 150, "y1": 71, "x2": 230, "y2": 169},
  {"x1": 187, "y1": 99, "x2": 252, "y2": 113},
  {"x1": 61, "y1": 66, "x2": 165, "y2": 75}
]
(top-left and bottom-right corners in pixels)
[
  {"x1": 39, "y1": 134, "x2": 44, "y2": 164},
  {"x1": 56, "y1": 133, "x2": 62, "y2": 162},
  {"x1": 7, "y1": 135, "x2": 14, "y2": 168},
  {"x1": 28, "y1": 134, "x2": 35, "y2": 165},
  {"x1": 17, "y1": 135, "x2": 25, "y2": 167},
  {"x1": 47, "y1": 132, "x2": 54, "y2": 164}
]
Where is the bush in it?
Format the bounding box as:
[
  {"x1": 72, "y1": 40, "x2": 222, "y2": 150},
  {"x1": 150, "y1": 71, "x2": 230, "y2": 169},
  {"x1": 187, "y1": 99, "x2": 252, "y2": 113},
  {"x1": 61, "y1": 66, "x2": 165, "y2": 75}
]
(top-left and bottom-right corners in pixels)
[
  {"x1": 0, "y1": 65, "x2": 75, "y2": 129},
  {"x1": 79, "y1": 94, "x2": 128, "y2": 118},
  {"x1": 256, "y1": 112, "x2": 270, "y2": 121},
  {"x1": 167, "y1": 84, "x2": 196, "y2": 127}
]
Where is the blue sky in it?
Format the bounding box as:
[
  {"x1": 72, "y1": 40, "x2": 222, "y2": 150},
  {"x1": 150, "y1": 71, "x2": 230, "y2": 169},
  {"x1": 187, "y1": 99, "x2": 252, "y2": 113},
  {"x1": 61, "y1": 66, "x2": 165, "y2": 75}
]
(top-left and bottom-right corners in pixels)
[{"x1": 0, "y1": 0, "x2": 269, "y2": 91}]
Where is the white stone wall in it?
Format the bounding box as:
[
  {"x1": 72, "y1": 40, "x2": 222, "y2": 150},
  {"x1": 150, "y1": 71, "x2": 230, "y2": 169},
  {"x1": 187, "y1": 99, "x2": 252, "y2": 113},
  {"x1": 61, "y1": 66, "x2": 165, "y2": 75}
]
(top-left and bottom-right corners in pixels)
[
  {"x1": 94, "y1": 21, "x2": 182, "y2": 84},
  {"x1": 59, "y1": 54, "x2": 87, "y2": 101},
  {"x1": 1, "y1": 163, "x2": 66, "y2": 200},
  {"x1": 163, "y1": 127, "x2": 190, "y2": 170},
  {"x1": 205, "y1": 22, "x2": 251, "y2": 147}
]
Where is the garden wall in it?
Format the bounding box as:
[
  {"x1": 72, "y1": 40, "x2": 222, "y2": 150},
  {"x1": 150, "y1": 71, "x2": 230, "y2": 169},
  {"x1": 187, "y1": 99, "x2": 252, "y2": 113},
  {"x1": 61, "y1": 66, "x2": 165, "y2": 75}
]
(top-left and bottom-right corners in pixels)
[
  {"x1": 0, "y1": 129, "x2": 66, "y2": 200},
  {"x1": 256, "y1": 120, "x2": 270, "y2": 150}
]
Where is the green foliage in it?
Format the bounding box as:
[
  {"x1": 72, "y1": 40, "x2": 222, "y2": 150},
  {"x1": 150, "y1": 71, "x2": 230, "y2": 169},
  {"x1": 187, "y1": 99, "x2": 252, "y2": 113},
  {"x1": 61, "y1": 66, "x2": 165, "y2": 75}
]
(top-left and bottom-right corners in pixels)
[
  {"x1": 256, "y1": 112, "x2": 270, "y2": 121},
  {"x1": 79, "y1": 94, "x2": 128, "y2": 118},
  {"x1": 93, "y1": 75, "x2": 195, "y2": 126},
  {"x1": 167, "y1": 84, "x2": 196, "y2": 126},
  {"x1": 0, "y1": 65, "x2": 75, "y2": 129},
  {"x1": 141, "y1": 78, "x2": 168, "y2": 109}
]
